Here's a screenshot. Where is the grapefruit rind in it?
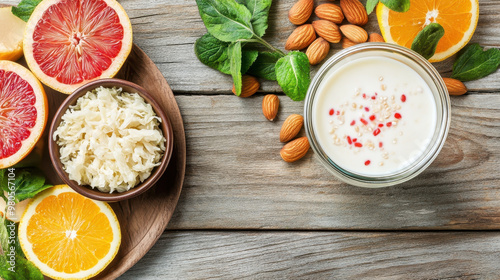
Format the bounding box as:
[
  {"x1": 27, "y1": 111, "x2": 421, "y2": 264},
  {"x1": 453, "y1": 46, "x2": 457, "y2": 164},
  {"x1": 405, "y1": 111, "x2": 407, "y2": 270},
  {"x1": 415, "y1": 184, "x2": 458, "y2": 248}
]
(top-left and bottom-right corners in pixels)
[
  {"x1": 376, "y1": 1, "x2": 479, "y2": 62},
  {"x1": 0, "y1": 60, "x2": 47, "y2": 169},
  {"x1": 23, "y1": 0, "x2": 133, "y2": 94},
  {"x1": 0, "y1": 7, "x2": 26, "y2": 61},
  {"x1": 18, "y1": 185, "x2": 121, "y2": 280}
]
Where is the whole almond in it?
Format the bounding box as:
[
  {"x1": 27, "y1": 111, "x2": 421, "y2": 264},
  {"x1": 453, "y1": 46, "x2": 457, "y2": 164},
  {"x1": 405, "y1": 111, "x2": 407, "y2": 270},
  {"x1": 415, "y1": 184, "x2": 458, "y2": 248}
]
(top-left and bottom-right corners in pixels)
[
  {"x1": 340, "y1": 24, "x2": 368, "y2": 43},
  {"x1": 315, "y1": 3, "x2": 344, "y2": 24},
  {"x1": 262, "y1": 94, "x2": 279, "y2": 121},
  {"x1": 312, "y1": 20, "x2": 341, "y2": 44},
  {"x1": 289, "y1": 0, "x2": 314, "y2": 25},
  {"x1": 342, "y1": 37, "x2": 357, "y2": 49},
  {"x1": 340, "y1": 0, "x2": 369, "y2": 26},
  {"x1": 233, "y1": 75, "x2": 260, "y2": 97},
  {"x1": 280, "y1": 114, "x2": 304, "y2": 142},
  {"x1": 369, "y1": 33, "x2": 385, "y2": 42},
  {"x1": 280, "y1": 137, "x2": 310, "y2": 163},
  {"x1": 443, "y1": 78, "x2": 468, "y2": 96},
  {"x1": 306, "y1": 37, "x2": 330, "y2": 65},
  {"x1": 285, "y1": 24, "x2": 317, "y2": 50}
]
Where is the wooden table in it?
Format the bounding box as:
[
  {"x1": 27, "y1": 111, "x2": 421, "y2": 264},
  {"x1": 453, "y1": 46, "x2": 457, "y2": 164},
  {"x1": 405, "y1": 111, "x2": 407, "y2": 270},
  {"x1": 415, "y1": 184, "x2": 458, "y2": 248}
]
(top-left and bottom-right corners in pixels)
[{"x1": 8, "y1": 0, "x2": 500, "y2": 278}]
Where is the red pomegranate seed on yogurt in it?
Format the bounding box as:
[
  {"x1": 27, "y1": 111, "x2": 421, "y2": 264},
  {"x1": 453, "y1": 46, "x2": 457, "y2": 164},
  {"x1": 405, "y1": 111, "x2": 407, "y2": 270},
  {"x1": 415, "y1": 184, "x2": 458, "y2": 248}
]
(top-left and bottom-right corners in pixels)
[
  {"x1": 347, "y1": 136, "x2": 352, "y2": 145},
  {"x1": 362, "y1": 93, "x2": 367, "y2": 98},
  {"x1": 378, "y1": 123, "x2": 384, "y2": 127},
  {"x1": 401, "y1": 94, "x2": 407, "y2": 102},
  {"x1": 336, "y1": 111, "x2": 340, "y2": 115},
  {"x1": 373, "y1": 128, "x2": 381, "y2": 136},
  {"x1": 352, "y1": 138, "x2": 357, "y2": 142},
  {"x1": 369, "y1": 115, "x2": 376, "y2": 121},
  {"x1": 364, "y1": 107, "x2": 370, "y2": 112},
  {"x1": 379, "y1": 142, "x2": 383, "y2": 148},
  {"x1": 394, "y1": 113, "x2": 402, "y2": 119},
  {"x1": 371, "y1": 96, "x2": 376, "y2": 100},
  {"x1": 354, "y1": 142, "x2": 363, "y2": 148},
  {"x1": 350, "y1": 120, "x2": 356, "y2": 126},
  {"x1": 329, "y1": 109, "x2": 334, "y2": 116},
  {"x1": 386, "y1": 122, "x2": 393, "y2": 127},
  {"x1": 360, "y1": 118, "x2": 368, "y2": 125},
  {"x1": 365, "y1": 160, "x2": 371, "y2": 166}
]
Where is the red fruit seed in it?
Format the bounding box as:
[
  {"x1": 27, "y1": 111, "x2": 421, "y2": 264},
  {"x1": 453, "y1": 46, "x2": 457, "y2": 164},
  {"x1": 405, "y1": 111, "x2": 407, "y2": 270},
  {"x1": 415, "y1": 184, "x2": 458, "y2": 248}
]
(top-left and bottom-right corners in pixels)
[
  {"x1": 365, "y1": 160, "x2": 371, "y2": 166},
  {"x1": 362, "y1": 93, "x2": 367, "y2": 98},
  {"x1": 369, "y1": 115, "x2": 376, "y2": 121},
  {"x1": 379, "y1": 142, "x2": 383, "y2": 148},
  {"x1": 378, "y1": 123, "x2": 384, "y2": 127},
  {"x1": 386, "y1": 122, "x2": 392, "y2": 127},
  {"x1": 395, "y1": 113, "x2": 402, "y2": 119},
  {"x1": 347, "y1": 136, "x2": 352, "y2": 145},
  {"x1": 373, "y1": 128, "x2": 381, "y2": 136},
  {"x1": 354, "y1": 142, "x2": 363, "y2": 148},
  {"x1": 401, "y1": 94, "x2": 406, "y2": 102},
  {"x1": 350, "y1": 120, "x2": 356, "y2": 126},
  {"x1": 352, "y1": 138, "x2": 357, "y2": 142},
  {"x1": 360, "y1": 118, "x2": 368, "y2": 125},
  {"x1": 329, "y1": 109, "x2": 334, "y2": 116},
  {"x1": 364, "y1": 107, "x2": 370, "y2": 112}
]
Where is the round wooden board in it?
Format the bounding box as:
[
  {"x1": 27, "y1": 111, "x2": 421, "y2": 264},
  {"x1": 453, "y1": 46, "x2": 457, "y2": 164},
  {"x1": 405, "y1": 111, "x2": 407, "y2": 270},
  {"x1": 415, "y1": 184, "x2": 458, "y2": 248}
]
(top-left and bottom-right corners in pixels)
[{"x1": 31, "y1": 45, "x2": 186, "y2": 279}]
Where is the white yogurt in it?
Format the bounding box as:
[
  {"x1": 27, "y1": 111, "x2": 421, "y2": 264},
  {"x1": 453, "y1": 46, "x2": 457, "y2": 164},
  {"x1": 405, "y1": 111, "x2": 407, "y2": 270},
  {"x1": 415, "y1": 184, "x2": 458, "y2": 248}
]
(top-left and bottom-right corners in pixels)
[{"x1": 312, "y1": 56, "x2": 437, "y2": 176}]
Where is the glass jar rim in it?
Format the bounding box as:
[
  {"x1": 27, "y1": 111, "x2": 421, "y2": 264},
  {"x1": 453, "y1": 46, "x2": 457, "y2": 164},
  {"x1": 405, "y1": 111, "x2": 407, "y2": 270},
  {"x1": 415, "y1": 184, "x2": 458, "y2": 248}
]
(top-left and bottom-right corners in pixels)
[{"x1": 304, "y1": 43, "x2": 451, "y2": 188}]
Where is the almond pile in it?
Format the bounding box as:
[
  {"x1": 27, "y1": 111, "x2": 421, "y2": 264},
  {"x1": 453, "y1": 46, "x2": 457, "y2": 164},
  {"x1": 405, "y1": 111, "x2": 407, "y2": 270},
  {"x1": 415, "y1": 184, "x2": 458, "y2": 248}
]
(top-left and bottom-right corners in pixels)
[{"x1": 287, "y1": 0, "x2": 385, "y2": 65}]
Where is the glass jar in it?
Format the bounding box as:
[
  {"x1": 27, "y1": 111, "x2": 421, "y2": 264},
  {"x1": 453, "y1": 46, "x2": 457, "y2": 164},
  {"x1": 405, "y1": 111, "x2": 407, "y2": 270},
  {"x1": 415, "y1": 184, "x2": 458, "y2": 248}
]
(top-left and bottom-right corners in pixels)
[{"x1": 304, "y1": 43, "x2": 451, "y2": 188}]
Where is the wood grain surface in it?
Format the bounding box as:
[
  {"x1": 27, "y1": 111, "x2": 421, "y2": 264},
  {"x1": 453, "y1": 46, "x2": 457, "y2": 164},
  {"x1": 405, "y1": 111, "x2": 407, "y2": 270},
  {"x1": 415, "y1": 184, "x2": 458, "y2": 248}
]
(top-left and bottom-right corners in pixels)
[{"x1": 3, "y1": 0, "x2": 499, "y2": 278}]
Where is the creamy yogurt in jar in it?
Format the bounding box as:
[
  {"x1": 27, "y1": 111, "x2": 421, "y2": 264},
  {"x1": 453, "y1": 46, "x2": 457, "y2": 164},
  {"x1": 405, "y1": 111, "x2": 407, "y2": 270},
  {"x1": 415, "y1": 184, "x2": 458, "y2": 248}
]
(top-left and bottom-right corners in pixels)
[{"x1": 305, "y1": 44, "x2": 450, "y2": 187}]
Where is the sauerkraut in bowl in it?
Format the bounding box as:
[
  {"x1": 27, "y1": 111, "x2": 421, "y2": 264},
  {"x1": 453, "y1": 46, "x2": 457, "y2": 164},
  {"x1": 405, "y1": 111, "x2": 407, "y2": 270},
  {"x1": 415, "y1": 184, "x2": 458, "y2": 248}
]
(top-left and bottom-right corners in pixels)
[{"x1": 53, "y1": 86, "x2": 166, "y2": 193}]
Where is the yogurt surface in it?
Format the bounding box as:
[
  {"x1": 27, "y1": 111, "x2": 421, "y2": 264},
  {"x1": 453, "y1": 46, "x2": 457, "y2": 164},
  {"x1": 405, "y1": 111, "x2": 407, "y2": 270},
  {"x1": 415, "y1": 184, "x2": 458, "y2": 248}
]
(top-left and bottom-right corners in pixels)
[{"x1": 312, "y1": 56, "x2": 437, "y2": 176}]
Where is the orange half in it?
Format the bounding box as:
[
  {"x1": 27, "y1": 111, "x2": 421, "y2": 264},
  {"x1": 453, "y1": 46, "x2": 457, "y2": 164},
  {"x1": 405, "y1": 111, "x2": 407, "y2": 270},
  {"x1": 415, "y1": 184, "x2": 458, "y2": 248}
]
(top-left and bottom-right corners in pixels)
[{"x1": 377, "y1": 0, "x2": 479, "y2": 62}]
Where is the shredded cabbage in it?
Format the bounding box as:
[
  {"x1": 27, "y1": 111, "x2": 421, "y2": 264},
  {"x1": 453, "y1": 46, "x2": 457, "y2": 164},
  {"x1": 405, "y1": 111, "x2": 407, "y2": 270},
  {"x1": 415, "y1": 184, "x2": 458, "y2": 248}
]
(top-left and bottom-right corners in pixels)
[{"x1": 53, "y1": 87, "x2": 166, "y2": 193}]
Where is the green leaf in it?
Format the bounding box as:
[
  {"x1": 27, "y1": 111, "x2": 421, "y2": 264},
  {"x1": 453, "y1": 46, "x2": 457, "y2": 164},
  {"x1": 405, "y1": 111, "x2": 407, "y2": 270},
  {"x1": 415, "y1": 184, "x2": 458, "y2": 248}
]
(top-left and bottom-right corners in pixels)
[
  {"x1": 195, "y1": 0, "x2": 255, "y2": 42},
  {"x1": 366, "y1": 0, "x2": 379, "y2": 15},
  {"x1": 0, "y1": 216, "x2": 8, "y2": 254},
  {"x1": 247, "y1": 52, "x2": 282, "y2": 81},
  {"x1": 195, "y1": 33, "x2": 231, "y2": 74},
  {"x1": 452, "y1": 44, "x2": 500, "y2": 82},
  {"x1": 0, "y1": 255, "x2": 44, "y2": 280},
  {"x1": 11, "y1": 0, "x2": 42, "y2": 22},
  {"x1": 236, "y1": 0, "x2": 272, "y2": 37},
  {"x1": 228, "y1": 41, "x2": 243, "y2": 96},
  {"x1": 411, "y1": 23, "x2": 445, "y2": 60},
  {"x1": 241, "y1": 50, "x2": 259, "y2": 74},
  {"x1": 0, "y1": 168, "x2": 52, "y2": 203},
  {"x1": 380, "y1": 0, "x2": 410, "y2": 13},
  {"x1": 275, "y1": 51, "x2": 311, "y2": 101}
]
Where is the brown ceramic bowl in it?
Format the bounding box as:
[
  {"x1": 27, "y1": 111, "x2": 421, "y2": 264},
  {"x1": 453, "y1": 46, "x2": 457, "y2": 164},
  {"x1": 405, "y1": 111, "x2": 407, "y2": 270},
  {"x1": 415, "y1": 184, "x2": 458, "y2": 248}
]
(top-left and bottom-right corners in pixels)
[{"x1": 48, "y1": 78, "x2": 174, "y2": 202}]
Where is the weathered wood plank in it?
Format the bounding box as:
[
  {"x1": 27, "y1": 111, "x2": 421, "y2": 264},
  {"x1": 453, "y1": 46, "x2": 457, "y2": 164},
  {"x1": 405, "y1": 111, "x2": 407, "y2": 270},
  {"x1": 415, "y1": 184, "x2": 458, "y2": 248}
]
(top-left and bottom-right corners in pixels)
[
  {"x1": 120, "y1": 231, "x2": 500, "y2": 279},
  {"x1": 5, "y1": 0, "x2": 500, "y2": 93},
  {"x1": 166, "y1": 94, "x2": 500, "y2": 230}
]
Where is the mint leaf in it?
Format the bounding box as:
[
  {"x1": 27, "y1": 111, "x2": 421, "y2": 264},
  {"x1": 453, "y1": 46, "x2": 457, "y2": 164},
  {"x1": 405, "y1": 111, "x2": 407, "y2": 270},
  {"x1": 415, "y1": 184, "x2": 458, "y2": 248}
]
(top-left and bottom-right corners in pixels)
[
  {"x1": 0, "y1": 255, "x2": 44, "y2": 280},
  {"x1": 11, "y1": 0, "x2": 42, "y2": 22},
  {"x1": 380, "y1": 0, "x2": 410, "y2": 13},
  {"x1": 0, "y1": 168, "x2": 52, "y2": 203},
  {"x1": 411, "y1": 23, "x2": 444, "y2": 60},
  {"x1": 452, "y1": 44, "x2": 500, "y2": 82},
  {"x1": 195, "y1": 33, "x2": 231, "y2": 74},
  {"x1": 195, "y1": 0, "x2": 255, "y2": 42},
  {"x1": 275, "y1": 51, "x2": 311, "y2": 101},
  {"x1": 229, "y1": 42, "x2": 243, "y2": 96},
  {"x1": 236, "y1": 0, "x2": 272, "y2": 37},
  {"x1": 247, "y1": 52, "x2": 281, "y2": 81},
  {"x1": 241, "y1": 50, "x2": 259, "y2": 74},
  {"x1": 366, "y1": 0, "x2": 379, "y2": 15}
]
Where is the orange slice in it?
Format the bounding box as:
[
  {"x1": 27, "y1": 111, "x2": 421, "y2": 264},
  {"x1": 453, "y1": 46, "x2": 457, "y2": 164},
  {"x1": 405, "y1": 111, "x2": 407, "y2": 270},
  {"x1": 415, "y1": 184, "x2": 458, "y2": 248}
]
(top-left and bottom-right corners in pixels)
[
  {"x1": 23, "y1": 0, "x2": 133, "y2": 94},
  {"x1": 0, "y1": 7, "x2": 26, "y2": 61},
  {"x1": 0, "y1": 60, "x2": 48, "y2": 168},
  {"x1": 377, "y1": 0, "x2": 479, "y2": 62},
  {"x1": 18, "y1": 185, "x2": 121, "y2": 280}
]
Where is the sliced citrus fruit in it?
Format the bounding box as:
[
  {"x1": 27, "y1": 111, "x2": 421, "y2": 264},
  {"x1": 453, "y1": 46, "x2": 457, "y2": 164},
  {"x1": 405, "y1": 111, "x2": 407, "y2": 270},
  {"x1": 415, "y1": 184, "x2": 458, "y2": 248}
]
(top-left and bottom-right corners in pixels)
[
  {"x1": 377, "y1": 0, "x2": 479, "y2": 62},
  {"x1": 23, "y1": 0, "x2": 133, "y2": 94},
  {"x1": 0, "y1": 7, "x2": 26, "y2": 61},
  {"x1": 19, "y1": 185, "x2": 121, "y2": 280},
  {"x1": 0, "y1": 60, "x2": 48, "y2": 168}
]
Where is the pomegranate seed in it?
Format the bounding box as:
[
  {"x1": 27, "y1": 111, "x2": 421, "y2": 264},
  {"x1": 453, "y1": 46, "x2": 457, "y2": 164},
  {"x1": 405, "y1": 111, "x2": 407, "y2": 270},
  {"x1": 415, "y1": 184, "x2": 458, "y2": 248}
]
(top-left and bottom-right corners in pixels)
[
  {"x1": 378, "y1": 123, "x2": 384, "y2": 127},
  {"x1": 365, "y1": 160, "x2": 371, "y2": 166},
  {"x1": 329, "y1": 109, "x2": 334, "y2": 116},
  {"x1": 375, "y1": 92, "x2": 378, "y2": 95},
  {"x1": 371, "y1": 96, "x2": 376, "y2": 100},
  {"x1": 369, "y1": 115, "x2": 376, "y2": 121},
  {"x1": 394, "y1": 113, "x2": 402, "y2": 119},
  {"x1": 401, "y1": 94, "x2": 406, "y2": 102},
  {"x1": 386, "y1": 122, "x2": 393, "y2": 127},
  {"x1": 364, "y1": 107, "x2": 370, "y2": 112},
  {"x1": 352, "y1": 138, "x2": 357, "y2": 142},
  {"x1": 360, "y1": 118, "x2": 368, "y2": 125},
  {"x1": 362, "y1": 93, "x2": 367, "y2": 98},
  {"x1": 354, "y1": 142, "x2": 363, "y2": 148},
  {"x1": 379, "y1": 142, "x2": 383, "y2": 148},
  {"x1": 336, "y1": 111, "x2": 340, "y2": 115},
  {"x1": 347, "y1": 136, "x2": 352, "y2": 145},
  {"x1": 373, "y1": 128, "x2": 381, "y2": 136},
  {"x1": 350, "y1": 120, "x2": 356, "y2": 126}
]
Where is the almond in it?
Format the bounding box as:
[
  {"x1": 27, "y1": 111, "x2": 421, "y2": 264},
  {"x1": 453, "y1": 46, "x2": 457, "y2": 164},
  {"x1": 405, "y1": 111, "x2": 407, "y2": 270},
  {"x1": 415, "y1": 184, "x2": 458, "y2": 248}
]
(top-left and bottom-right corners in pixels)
[
  {"x1": 340, "y1": 0, "x2": 368, "y2": 26},
  {"x1": 312, "y1": 20, "x2": 341, "y2": 44},
  {"x1": 280, "y1": 137, "x2": 310, "y2": 163},
  {"x1": 306, "y1": 37, "x2": 330, "y2": 65},
  {"x1": 369, "y1": 33, "x2": 385, "y2": 42},
  {"x1": 288, "y1": 0, "x2": 314, "y2": 25},
  {"x1": 340, "y1": 24, "x2": 368, "y2": 43},
  {"x1": 233, "y1": 75, "x2": 260, "y2": 97},
  {"x1": 262, "y1": 94, "x2": 279, "y2": 121},
  {"x1": 342, "y1": 37, "x2": 357, "y2": 49},
  {"x1": 443, "y1": 78, "x2": 468, "y2": 96},
  {"x1": 315, "y1": 3, "x2": 344, "y2": 24},
  {"x1": 285, "y1": 24, "x2": 317, "y2": 50},
  {"x1": 280, "y1": 114, "x2": 304, "y2": 143}
]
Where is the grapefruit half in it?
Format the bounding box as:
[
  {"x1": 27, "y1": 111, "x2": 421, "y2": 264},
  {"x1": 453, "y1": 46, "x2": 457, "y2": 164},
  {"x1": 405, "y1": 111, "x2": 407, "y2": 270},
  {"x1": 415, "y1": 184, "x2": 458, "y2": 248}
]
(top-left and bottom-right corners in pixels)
[
  {"x1": 23, "y1": 0, "x2": 133, "y2": 94},
  {"x1": 0, "y1": 60, "x2": 48, "y2": 168}
]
